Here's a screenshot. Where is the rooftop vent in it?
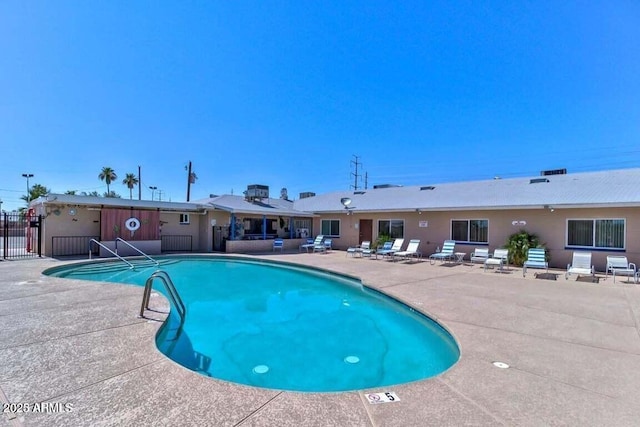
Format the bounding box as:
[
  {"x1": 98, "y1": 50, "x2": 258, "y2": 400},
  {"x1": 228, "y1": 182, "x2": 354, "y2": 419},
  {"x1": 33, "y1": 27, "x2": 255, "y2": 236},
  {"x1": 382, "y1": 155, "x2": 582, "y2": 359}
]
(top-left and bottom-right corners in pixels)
[
  {"x1": 209, "y1": 194, "x2": 218, "y2": 198},
  {"x1": 373, "y1": 184, "x2": 402, "y2": 189},
  {"x1": 529, "y1": 178, "x2": 550, "y2": 184},
  {"x1": 541, "y1": 168, "x2": 567, "y2": 176},
  {"x1": 420, "y1": 186, "x2": 436, "y2": 190},
  {"x1": 353, "y1": 191, "x2": 366, "y2": 195},
  {"x1": 299, "y1": 191, "x2": 316, "y2": 199},
  {"x1": 245, "y1": 184, "x2": 269, "y2": 202}
]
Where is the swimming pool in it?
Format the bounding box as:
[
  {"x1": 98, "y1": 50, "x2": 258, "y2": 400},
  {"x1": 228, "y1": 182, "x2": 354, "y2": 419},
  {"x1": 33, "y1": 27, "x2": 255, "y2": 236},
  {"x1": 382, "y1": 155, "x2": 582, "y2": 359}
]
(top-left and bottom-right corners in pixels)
[{"x1": 45, "y1": 256, "x2": 459, "y2": 392}]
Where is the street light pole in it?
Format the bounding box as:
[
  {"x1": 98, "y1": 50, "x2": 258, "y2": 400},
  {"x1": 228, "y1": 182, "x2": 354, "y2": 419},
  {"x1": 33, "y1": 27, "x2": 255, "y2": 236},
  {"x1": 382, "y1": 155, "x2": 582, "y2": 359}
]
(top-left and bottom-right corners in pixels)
[
  {"x1": 22, "y1": 173, "x2": 34, "y2": 203},
  {"x1": 149, "y1": 186, "x2": 157, "y2": 201}
]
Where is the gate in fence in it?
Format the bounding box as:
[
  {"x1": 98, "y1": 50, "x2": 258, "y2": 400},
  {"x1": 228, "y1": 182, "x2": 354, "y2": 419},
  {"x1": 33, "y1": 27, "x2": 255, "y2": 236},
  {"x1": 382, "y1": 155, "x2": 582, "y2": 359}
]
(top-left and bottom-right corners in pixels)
[{"x1": 1, "y1": 211, "x2": 42, "y2": 259}]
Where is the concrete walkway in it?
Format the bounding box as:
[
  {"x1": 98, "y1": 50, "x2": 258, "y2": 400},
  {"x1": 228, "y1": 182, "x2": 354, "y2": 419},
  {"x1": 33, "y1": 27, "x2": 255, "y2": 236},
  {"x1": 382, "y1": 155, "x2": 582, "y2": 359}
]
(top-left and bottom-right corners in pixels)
[{"x1": 1, "y1": 253, "x2": 640, "y2": 426}]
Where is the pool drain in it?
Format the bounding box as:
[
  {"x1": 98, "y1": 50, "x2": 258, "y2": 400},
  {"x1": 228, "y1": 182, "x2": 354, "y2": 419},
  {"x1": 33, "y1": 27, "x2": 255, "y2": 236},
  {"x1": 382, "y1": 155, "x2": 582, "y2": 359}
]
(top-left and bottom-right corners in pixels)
[
  {"x1": 492, "y1": 361, "x2": 509, "y2": 369},
  {"x1": 344, "y1": 356, "x2": 360, "y2": 364},
  {"x1": 253, "y1": 365, "x2": 269, "y2": 374}
]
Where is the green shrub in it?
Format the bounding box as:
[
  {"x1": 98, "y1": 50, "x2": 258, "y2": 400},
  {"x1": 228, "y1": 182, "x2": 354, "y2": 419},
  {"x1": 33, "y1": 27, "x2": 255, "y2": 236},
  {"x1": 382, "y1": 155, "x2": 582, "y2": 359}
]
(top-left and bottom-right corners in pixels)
[
  {"x1": 505, "y1": 230, "x2": 546, "y2": 266},
  {"x1": 375, "y1": 233, "x2": 393, "y2": 249}
]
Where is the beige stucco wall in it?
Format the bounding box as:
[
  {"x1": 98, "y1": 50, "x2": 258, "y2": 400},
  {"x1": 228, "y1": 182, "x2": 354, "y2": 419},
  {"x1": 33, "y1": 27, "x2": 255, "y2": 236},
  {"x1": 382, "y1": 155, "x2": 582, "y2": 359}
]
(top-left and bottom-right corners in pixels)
[
  {"x1": 313, "y1": 207, "x2": 640, "y2": 272},
  {"x1": 39, "y1": 207, "x2": 101, "y2": 257},
  {"x1": 159, "y1": 212, "x2": 201, "y2": 251}
]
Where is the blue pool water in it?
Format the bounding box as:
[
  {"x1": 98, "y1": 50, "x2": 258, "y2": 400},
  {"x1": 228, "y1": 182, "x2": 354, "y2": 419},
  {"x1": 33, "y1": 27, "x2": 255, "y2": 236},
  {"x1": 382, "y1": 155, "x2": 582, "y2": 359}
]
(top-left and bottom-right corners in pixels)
[{"x1": 45, "y1": 256, "x2": 459, "y2": 392}]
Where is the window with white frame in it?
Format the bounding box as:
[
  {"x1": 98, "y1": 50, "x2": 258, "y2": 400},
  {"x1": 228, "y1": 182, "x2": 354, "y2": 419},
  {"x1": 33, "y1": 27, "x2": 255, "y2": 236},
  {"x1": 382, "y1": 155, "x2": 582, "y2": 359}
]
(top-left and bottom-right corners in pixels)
[
  {"x1": 179, "y1": 214, "x2": 190, "y2": 224},
  {"x1": 378, "y1": 219, "x2": 404, "y2": 239},
  {"x1": 567, "y1": 218, "x2": 625, "y2": 249},
  {"x1": 451, "y1": 219, "x2": 488, "y2": 243},
  {"x1": 321, "y1": 219, "x2": 340, "y2": 237}
]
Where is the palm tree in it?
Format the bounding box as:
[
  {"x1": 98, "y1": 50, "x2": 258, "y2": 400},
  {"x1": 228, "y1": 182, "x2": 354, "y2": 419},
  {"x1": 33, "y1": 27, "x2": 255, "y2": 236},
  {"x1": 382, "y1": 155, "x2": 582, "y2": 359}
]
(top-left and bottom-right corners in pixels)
[
  {"x1": 98, "y1": 167, "x2": 117, "y2": 194},
  {"x1": 122, "y1": 173, "x2": 139, "y2": 200}
]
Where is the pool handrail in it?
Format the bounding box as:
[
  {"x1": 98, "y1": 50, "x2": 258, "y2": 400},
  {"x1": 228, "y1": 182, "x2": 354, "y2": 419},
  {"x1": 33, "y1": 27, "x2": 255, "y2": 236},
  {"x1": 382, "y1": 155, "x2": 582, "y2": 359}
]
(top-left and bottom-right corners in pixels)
[
  {"x1": 140, "y1": 270, "x2": 186, "y2": 321},
  {"x1": 115, "y1": 237, "x2": 159, "y2": 266},
  {"x1": 89, "y1": 239, "x2": 134, "y2": 269}
]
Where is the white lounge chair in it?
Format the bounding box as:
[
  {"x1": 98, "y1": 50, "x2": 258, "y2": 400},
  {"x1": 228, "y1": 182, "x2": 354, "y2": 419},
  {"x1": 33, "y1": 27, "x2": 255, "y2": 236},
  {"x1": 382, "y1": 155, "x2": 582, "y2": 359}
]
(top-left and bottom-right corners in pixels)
[
  {"x1": 273, "y1": 238, "x2": 283, "y2": 252},
  {"x1": 565, "y1": 251, "x2": 594, "y2": 280},
  {"x1": 314, "y1": 238, "x2": 331, "y2": 253},
  {"x1": 392, "y1": 239, "x2": 421, "y2": 262},
  {"x1": 606, "y1": 256, "x2": 638, "y2": 283},
  {"x1": 522, "y1": 248, "x2": 548, "y2": 277},
  {"x1": 346, "y1": 241, "x2": 371, "y2": 257},
  {"x1": 470, "y1": 248, "x2": 489, "y2": 265},
  {"x1": 485, "y1": 249, "x2": 509, "y2": 271},
  {"x1": 300, "y1": 235, "x2": 323, "y2": 253},
  {"x1": 378, "y1": 238, "x2": 404, "y2": 260},
  {"x1": 429, "y1": 240, "x2": 456, "y2": 264}
]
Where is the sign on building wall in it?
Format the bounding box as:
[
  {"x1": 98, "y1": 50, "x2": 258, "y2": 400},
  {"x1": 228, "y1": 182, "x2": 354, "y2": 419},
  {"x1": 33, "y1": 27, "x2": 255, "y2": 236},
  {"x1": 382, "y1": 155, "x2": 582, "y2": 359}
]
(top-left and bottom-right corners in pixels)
[{"x1": 419, "y1": 220, "x2": 428, "y2": 228}]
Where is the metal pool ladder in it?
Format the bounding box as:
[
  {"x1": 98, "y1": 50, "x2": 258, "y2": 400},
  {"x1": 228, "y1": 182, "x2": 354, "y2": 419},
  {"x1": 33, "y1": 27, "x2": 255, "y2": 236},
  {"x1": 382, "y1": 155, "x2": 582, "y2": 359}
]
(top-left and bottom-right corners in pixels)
[
  {"x1": 115, "y1": 237, "x2": 159, "y2": 266},
  {"x1": 89, "y1": 239, "x2": 134, "y2": 269},
  {"x1": 139, "y1": 270, "x2": 186, "y2": 321}
]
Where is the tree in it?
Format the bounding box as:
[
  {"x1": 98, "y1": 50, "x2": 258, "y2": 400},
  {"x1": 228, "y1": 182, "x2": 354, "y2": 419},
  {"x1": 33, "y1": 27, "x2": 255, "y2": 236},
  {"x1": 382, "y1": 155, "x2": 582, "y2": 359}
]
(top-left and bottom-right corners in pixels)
[
  {"x1": 65, "y1": 190, "x2": 77, "y2": 195},
  {"x1": 98, "y1": 167, "x2": 117, "y2": 194},
  {"x1": 104, "y1": 190, "x2": 122, "y2": 198},
  {"x1": 122, "y1": 173, "x2": 139, "y2": 200},
  {"x1": 21, "y1": 184, "x2": 50, "y2": 206}
]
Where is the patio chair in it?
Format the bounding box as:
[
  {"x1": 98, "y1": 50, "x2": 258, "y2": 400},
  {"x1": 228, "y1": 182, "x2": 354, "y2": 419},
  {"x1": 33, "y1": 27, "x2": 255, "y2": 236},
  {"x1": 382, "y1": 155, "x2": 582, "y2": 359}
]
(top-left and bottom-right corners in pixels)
[
  {"x1": 377, "y1": 238, "x2": 405, "y2": 260},
  {"x1": 522, "y1": 248, "x2": 548, "y2": 277},
  {"x1": 392, "y1": 239, "x2": 421, "y2": 262},
  {"x1": 606, "y1": 256, "x2": 638, "y2": 283},
  {"x1": 470, "y1": 248, "x2": 489, "y2": 265},
  {"x1": 429, "y1": 240, "x2": 456, "y2": 264},
  {"x1": 346, "y1": 241, "x2": 370, "y2": 258},
  {"x1": 485, "y1": 248, "x2": 509, "y2": 271},
  {"x1": 320, "y1": 238, "x2": 332, "y2": 252},
  {"x1": 300, "y1": 235, "x2": 323, "y2": 253},
  {"x1": 273, "y1": 238, "x2": 284, "y2": 252},
  {"x1": 565, "y1": 251, "x2": 594, "y2": 280},
  {"x1": 372, "y1": 241, "x2": 392, "y2": 259}
]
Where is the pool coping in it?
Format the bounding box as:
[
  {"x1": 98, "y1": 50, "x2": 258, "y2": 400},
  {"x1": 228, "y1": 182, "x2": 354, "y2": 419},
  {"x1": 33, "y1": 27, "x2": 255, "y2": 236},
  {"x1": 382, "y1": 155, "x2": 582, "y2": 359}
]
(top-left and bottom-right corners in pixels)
[{"x1": 1, "y1": 252, "x2": 640, "y2": 426}]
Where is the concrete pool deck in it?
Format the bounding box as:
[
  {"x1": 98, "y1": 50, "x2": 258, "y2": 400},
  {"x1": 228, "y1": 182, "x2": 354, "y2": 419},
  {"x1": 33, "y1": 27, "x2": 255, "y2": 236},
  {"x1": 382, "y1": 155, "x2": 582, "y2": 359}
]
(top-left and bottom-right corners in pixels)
[{"x1": 1, "y1": 253, "x2": 640, "y2": 426}]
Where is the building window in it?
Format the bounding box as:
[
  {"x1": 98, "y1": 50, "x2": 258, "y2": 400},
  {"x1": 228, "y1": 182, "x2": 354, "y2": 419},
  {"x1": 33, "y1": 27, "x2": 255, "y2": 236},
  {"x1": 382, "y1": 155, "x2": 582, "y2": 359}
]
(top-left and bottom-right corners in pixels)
[
  {"x1": 378, "y1": 219, "x2": 404, "y2": 239},
  {"x1": 567, "y1": 219, "x2": 625, "y2": 249},
  {"x1": 451, "y1": 219, "x2": 488, "y2": 243},
  {"x1": 179, "y1": 214, "x2": 190, "y2": 224},
  {"x1": 321, "y1": 219, "x2": 340, "y2": 237}
]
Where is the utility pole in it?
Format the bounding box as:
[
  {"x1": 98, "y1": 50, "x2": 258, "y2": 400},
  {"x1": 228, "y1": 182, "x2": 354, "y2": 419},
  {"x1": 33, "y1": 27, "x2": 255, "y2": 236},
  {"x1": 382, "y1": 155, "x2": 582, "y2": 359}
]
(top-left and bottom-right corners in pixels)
[
  {"x1": 350, "y1": 155, "x2": 361, "y2": 190},
  {"x1": 186, "y1": 161, "x2": 197, "y2": 202},
  {"x1": 138, "y1": 165, "x2": 142, "y2": 200},
  {"x1": 364, "y1": 171, "x2": 368, "y2": 189}
]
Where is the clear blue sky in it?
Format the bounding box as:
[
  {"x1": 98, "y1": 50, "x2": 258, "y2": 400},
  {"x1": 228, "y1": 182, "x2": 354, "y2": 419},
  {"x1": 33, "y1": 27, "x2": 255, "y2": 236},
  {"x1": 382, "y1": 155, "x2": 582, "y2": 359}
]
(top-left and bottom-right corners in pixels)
[{"x1": 1, "y1": 1, "x2": 639, "y2": 211}]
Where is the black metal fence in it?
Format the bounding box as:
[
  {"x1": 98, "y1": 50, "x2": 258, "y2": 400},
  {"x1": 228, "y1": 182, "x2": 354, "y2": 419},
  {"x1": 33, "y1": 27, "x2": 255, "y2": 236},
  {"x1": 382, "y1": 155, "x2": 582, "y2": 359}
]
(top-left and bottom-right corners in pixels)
[
  {"x1": 161, "y1": 235, "x2": 193, "y2": 252},
  {"x1": 1, "y1": 212, "x2": 42, "y2": 259},
  {"x1": 52, "y1": 236, "x2": 100, "y2": 257}
]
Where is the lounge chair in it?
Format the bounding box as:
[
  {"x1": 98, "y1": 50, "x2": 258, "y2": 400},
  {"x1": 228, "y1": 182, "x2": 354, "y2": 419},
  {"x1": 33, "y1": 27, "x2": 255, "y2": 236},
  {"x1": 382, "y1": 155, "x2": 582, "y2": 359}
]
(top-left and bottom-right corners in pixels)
[
  {"x1": 372, "y1": 241, "x2": 392, "y2": 259},
  {"x1": 346, "y1": 241, "x2": 371, "y2": 258},
  {"x1": 606, "y1": 256, "x2": 638, "y2": 283},
  {"x1": 393, "y1": 239, "x2": 421, "y2": 262},
  {"x1": 300, "y1": 235, "x2": 323, "y2": 253},
  {"x1": 273, "y1": 238, "x2": 283, "y2": 252},
  {"x1": 485, "y1": 249, "x2": 509, "y2": 271},
  {"x1": 522, "y1": 248, "x2": 548, "y2": 277},
  {"x1": 429, "y1": 240, "x2": 456, "y2": 264},
  {"x1": 313, "y1": 238, "x2": 331, "y2": 253},
  {"x1": 470, "y1": 248, "x2": 489, "y2": 265},
  {"x1": 377, "y1": 239, "x2": 404, "y2": 260},
  {"x1": 565, "y1": 251, "x2": 594, "y2": 280}
]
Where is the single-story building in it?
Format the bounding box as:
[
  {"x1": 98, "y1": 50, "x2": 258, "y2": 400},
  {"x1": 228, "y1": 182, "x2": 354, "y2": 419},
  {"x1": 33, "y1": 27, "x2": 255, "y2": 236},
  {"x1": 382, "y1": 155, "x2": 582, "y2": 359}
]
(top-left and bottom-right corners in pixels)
[{"x1": 28, "y1": 168, "x2": 640, "y2": 271}]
